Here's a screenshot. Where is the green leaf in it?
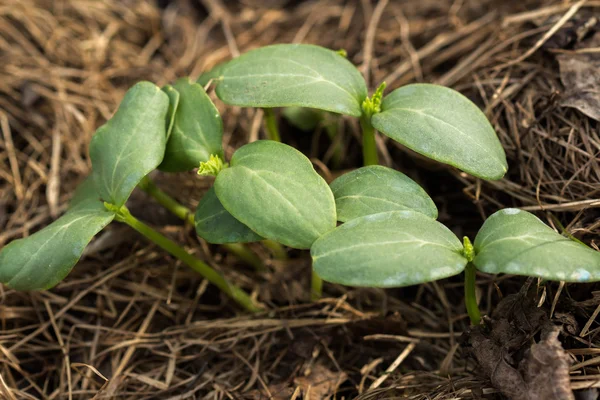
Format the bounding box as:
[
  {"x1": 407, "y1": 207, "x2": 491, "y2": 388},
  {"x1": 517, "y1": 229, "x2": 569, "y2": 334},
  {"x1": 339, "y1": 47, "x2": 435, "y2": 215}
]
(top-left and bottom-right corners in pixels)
[
  {"x1": 214, "y1": 140, "x2": 336, "y2": 249},
  {"x1": 159, "y1": 78, "x2": 224, "y2": 172},
  {"x1": 195, "y1": 187, "x2": 263, "y2": 244},
  {"x1": 473, "y1": 208, "x2": 600, "y2": 282},
  {"x1": 162, "y1": 84, "x2": 180, "y2": 140},
  {"x1": 90, "y1": 82, "x2": 169, "y2": 207},
  {"x1": 371, "y1": 84, "x2": 508, "y2": 180},
  {"x1": 311, "y1": 211, "x2": 467, "y2": 287},
  {"x1": 0, "y1": 185, "x2": 114, "y2": 290},
  {"x1": 69, "y1": 175, "x2": 102, "y2": 209},
  {"x1": 215, "y1": 44, "x2": 368, "y2": 117},
  {"x1": 282, "y1": 107, "x2": 323, "y2": 132},
  {"x1": 330, "y1": 165, "x2": 437, "y2": 222}
]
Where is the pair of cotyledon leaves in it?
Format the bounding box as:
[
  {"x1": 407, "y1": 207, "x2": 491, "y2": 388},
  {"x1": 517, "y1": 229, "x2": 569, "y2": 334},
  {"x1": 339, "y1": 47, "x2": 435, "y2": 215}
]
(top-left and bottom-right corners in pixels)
[
  {"x1": 312, "y1": 197, "x2": 600, "y2": 287},
  {"x1": 199, "y1": 43, "x2": 508, "y2": 180},
  {"x1": 0, "y1": 78, "x2": 224, "y2": 290}
]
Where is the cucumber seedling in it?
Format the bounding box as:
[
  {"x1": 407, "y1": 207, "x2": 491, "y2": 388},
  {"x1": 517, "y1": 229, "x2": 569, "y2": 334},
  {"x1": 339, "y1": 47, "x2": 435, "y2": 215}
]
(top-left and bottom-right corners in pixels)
[
  {"x1": 0, "y1": 81, "x2": 260, "y2": 312},
  {"x1": 310, "y1": 165, "x2": 600, "y2": 324},
  {"x1": 201, "y1": 44, "x2": 507, "y2": 180}
]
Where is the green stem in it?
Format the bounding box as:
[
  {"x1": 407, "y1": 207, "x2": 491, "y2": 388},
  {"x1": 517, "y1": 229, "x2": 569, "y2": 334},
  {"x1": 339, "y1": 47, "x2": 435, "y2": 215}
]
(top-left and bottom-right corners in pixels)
[
  {"x1": 263, "y1": 108, "x2": 281, "y2": 142},
  {"x1": 465, "y1": 262, "x2": 481, "y2": 325},
  {"x1": 263, "y1": 239, "x2": 287, "y2": 261},
  {"x1": 139, "y1": 177, "x2": 287, "y2": 269},
  {"x1": 116, "y1": 207, "x2": 260, "y2": 312},
  {"x1": 222, "y1": 242, "x2": 266, "y2": 272},
  {"x1": 140, "y1": 176, "x2": 194, "y2": 224},
  {"x1": 311, "y1": 268, "x2": 323, "y2": 301},
  {"x1": 324, "y1": 121, "x2": 342, "y2": 169},
  {"x1": 360, "y1": 115, "x2": 378, "y2": 166}
]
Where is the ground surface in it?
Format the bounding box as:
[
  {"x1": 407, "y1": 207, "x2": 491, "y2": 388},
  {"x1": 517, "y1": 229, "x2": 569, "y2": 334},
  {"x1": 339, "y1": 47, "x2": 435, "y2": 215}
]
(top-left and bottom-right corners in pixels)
[{"x1": 0, "y1": 0, "x2": 599, "y2": 399}]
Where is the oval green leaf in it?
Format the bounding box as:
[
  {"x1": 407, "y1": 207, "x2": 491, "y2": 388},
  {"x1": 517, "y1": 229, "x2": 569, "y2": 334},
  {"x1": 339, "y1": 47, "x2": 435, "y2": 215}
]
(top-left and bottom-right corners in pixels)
[
  {"x1": 312, "y1": 210, "x2": 467, "y2": 287},
  {"x1": 215, "y1": 44, "x2": 367, "y2": 117},
  {"x1": 90, "y1": 82, "x2": 169, "y2": 207},
  {"x1": 0, "y1": 183, "x2": 114, "y2": 290},
  {"x1": 214, "y1": 140, "x2": 336, "y2": 249},
  {"x1": 330, "y1": 165, "x2": 437, "y2": 222},
  {"x1": 371, "y1": 84, "x2": 508, "y2": 180},
  {"x1": 195, "y1": 187, "x2": 263, "y2": 244},
  {"x1": 159, "y1": 78, "x2": 224, "y2": 172},
  {"x1": 69, "y1": 175, "x2": 102, "y2": 209},
  {"x1": 473, "y1": 208, "x2": 600, "y2": 282}
]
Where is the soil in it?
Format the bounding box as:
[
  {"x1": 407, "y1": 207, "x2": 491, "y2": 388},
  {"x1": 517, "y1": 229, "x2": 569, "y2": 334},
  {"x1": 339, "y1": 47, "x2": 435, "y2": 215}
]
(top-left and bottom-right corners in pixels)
[{"x1": 0, "y1": 0, "x2": 599, "y2": 399}]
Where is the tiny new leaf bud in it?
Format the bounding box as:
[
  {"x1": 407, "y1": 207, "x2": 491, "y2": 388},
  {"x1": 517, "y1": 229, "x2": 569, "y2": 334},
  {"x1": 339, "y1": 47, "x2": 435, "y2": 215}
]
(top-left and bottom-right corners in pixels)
[
  {"x1": 198, "y1": 154, "x2": 228, "y2": 177},
  {"x1": 462, "y1": 236, "x2": 475, "y2": 262},
  {"x1": 336, "y1": 49, "x2": 348, "y2": 58},
  {"x1": 361, "y1": 82, "x2": 387, "y2": 118}
]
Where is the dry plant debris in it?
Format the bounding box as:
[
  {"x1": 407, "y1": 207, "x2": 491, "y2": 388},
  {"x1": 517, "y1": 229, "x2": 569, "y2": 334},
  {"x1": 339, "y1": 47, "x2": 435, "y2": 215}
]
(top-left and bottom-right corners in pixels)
[
  {"x1": 557, "y1": 32, "x2": 600, "y2": 122},
  {"x1": 0, "y1": 0, "x2": 600, "y2": 398},
  {"x1": 466, "y1": 284, "x2": 575, "y2": 400}
]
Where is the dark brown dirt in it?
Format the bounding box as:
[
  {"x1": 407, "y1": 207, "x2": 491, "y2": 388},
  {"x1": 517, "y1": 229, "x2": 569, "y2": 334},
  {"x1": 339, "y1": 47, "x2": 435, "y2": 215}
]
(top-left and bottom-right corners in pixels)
[{"x1": 1, "y1": 0, "x2": 599, "y2": 398}]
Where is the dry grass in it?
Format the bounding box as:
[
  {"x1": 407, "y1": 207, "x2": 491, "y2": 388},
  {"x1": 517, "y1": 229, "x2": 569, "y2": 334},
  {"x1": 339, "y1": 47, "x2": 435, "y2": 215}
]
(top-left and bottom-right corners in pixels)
[{"x1": 0, "y1": 0, "x2": 599, "y2": 398}]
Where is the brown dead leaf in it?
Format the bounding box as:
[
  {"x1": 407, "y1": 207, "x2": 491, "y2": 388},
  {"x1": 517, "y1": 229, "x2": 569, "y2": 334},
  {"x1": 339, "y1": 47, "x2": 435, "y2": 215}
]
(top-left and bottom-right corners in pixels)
[
  {"x1": 520, "y1": 327, "x2": 573, "y2": 400},
  {"x1": 557, "y1": 32, "x2": 600, "y2": 121},
  {"x1": 293, "y1": 364, "x2": 347, "y2": 400},
  {"x1": 465, "y1": 289, "x2": 575, "y2": 400}
]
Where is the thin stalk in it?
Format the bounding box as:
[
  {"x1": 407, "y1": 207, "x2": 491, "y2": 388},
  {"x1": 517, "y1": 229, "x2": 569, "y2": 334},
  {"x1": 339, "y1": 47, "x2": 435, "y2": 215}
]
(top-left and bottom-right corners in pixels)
[
  {"x1": 139, "y1": 177, "x2": 277, "y2": 271},
  {"x1": 140, "y1": 176, "x2": 193, "y2": 224},
  {"x1": 311, "y1": 268, "x2": 323, "y2": 301},
  {"x1": 324, "y1": 120, "x2": 343, "y2": 169},
  {"x1": 263, "y1": 239, "x2": 288, "y2": 261},
  {"x1": 222, "y1": 242, "x2": 266, "y2": 272},
  {"x1": 117, "y1": 207, "x2": 260, "y2": 312},
  {"x1": 263, "y1": 108, "x2": 281, "y2": 142},
  {"x1": 360, "y1": 115, "x2": 378, "y2": 166},
  {"x1": 464, "y1": 262, "x2": 481, "y2": 325}
]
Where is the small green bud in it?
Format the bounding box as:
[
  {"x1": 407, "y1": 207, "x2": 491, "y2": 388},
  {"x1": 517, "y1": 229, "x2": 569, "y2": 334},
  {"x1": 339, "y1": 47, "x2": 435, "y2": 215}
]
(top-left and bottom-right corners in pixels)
[
  {"x1": 361, "y1": 82, "x2": 387, "y2": 118},
  {"x1": 336, "y1": 49, "x2": 348, "y2": 58},
  {"x1": 462, "y1": 236, "x2": 475, "y2": 262},
  {"x1": 198, "y1": 154, "x2": 228, "y2": 177}
]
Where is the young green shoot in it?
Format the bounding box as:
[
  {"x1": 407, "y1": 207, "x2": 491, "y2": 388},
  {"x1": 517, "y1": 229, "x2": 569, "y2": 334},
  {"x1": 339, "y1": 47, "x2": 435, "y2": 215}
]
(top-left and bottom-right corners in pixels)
[
  {"x1": 462, "y1": 237, "x2": 480, "y2": 325},
  {"x1": 198, "y1": 154, "x2": 228, "y2": 177},
  {"x1": 360, "y1": 82, "x2": 386, "y2": 165},
  {"x1": 310, "y1": 165, "x2": 600, "y2": 325}
]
